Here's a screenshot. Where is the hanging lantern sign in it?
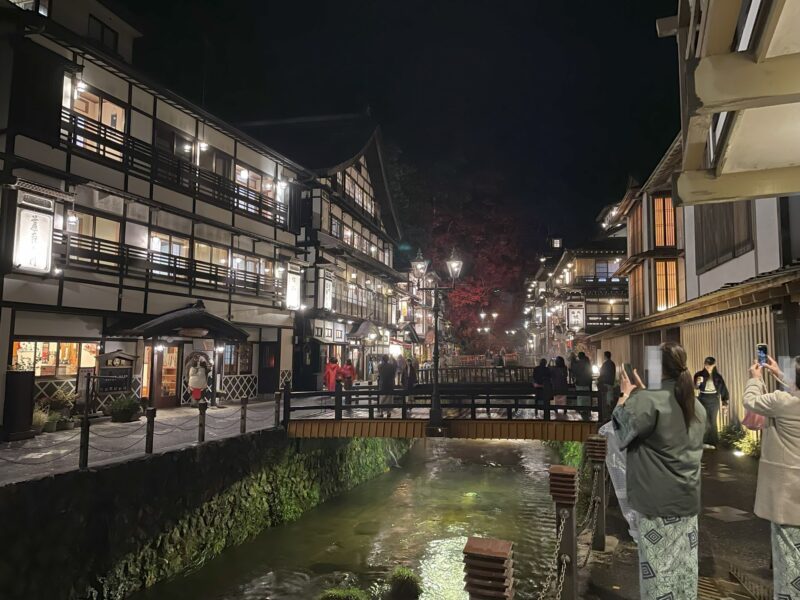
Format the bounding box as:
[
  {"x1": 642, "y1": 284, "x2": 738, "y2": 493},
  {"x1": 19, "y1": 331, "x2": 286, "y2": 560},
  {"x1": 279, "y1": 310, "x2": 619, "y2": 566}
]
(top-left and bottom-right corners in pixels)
[{"x1": 14, "y1": 207, "x2": 53, "y2": 274}]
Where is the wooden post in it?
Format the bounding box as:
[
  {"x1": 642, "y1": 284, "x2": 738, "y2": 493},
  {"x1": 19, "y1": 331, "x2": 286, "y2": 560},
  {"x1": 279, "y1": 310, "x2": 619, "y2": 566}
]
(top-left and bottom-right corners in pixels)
[
  {"x1": 334, "y1": 381, "x2": 343, "y2": 420},
  {"x1": 281, "y1": 384, "x2": 291, "y2": 428},
  {"x1": 401, "y1": 392, "x2": 408, "y2": 419},
  {"x1": 274, "y1": 390, "x2": 281, "y2": 429},
  {"x1": 586, "y1": 434, "x2": 608, "y2": 551},
  {"x1": 463, "y1": 537, "x2": 514, "y2": 599},
  {"x1": 240, "y1": 396, "x2": 248, "y2": 435},
  {"x1": 145, "y1": 407, "x2": 156, "y2": 454},
  {"x1": 79, "y1": 414, "x2": 90, "y2": 470},
  {"x1": 198, "y1": 400, "x2": 208, "y2": 443},
  {"x1": 549, "y1": 465, "x2": 578, "y2": 600}
]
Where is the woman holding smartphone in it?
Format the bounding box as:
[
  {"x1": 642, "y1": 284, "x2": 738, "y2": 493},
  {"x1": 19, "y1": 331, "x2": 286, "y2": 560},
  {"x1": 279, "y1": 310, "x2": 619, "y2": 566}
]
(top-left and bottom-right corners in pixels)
[
  {"x1": 743, "y1": 355, "x2": 800, "y2": 599},
  {"x1": 613, "y1": 342, "x2": 706, "y2": 599}
]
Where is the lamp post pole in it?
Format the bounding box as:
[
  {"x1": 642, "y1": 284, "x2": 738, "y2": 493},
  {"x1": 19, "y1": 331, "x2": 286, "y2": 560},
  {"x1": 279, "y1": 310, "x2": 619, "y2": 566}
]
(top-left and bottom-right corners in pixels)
[
  {"x1": 431, "y1": 288, "x2": 442, "y2": 426},
  {"x1": 411, "y1": 249, "x2": 462, "y2": 436}
]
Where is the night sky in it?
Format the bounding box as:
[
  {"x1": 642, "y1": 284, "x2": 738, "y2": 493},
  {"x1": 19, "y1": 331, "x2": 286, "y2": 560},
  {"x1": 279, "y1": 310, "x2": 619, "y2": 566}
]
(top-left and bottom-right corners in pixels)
[{"x1": 120, "y1": 0, "x2": 679, "y2": 245}]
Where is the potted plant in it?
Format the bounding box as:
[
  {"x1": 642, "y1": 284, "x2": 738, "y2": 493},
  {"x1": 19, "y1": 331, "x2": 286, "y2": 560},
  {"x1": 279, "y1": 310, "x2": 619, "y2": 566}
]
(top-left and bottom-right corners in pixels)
[
  {"x1": 110, "y1": 393, "x2": 142, "y2": 423},
  {"x1": 31, "y1": 406, "x2": 49, "y2": 435},
  {"x1": 56, "y1": 415, "x2": 75, "y2": 431},
  {"x1": 43, "y1": 411, "x2": 60, "y2": 433},
  {"x1": 43, "y1": 389, "x2": 78, "y2": 417}
]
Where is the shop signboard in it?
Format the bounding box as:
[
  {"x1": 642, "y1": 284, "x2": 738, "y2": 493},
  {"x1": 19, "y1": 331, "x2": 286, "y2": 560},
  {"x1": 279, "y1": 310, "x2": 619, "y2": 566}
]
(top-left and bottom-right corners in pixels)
[
  {"x1": 14, "y1": 208, "x2": 53, "y2": 274},
  {"x1": 286, "y1": 272, "x2": 302, "y2": 310}
]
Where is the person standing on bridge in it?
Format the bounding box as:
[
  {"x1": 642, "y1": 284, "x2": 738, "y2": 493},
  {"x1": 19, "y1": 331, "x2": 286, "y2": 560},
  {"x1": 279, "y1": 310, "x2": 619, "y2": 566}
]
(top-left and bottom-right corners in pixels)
[
  {"x1": 377, "y1": 354, "x2": 397, "y2": 418},
  {"x1": 533, "y1": 358, "x2": 552, "y2": 418},
  {"x1": 613, "y1": 342, "x2": 706, "y2": 600},
  {"x1": 743, "y1": 355, "x2": 800, "y2": 600},
  {"x1": 598, "y1": 351, "x2": 617, "y2": 414},
  {"x1": 574, "y1": 352, "x2": 593, "y2": 421},
  {"x1": 324, "y1": 357, "x2": 343, "y2": 392},
  {"x1": 550, "y1": 356, "x2": 569, "y2": 418}
]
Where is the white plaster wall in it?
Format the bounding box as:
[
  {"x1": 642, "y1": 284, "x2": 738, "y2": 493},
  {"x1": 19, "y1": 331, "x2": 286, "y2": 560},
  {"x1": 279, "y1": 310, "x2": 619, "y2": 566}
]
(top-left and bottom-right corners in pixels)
[{"x1": 687, "y1": 197, "x2": 781, "y2": 299}]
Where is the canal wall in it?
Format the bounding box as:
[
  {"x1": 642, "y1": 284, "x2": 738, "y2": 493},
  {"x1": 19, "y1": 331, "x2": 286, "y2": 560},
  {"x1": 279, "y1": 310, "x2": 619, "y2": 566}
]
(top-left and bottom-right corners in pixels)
[{"x1": 0, "y1": 429, "x2": 412, "y2": 600}]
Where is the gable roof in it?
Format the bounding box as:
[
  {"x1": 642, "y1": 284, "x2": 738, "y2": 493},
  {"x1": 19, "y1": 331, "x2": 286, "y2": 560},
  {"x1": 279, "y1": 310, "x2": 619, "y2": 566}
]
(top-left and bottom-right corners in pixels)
[{"x1": 240, "y1": 114, "x2": 402, "y2": 241}]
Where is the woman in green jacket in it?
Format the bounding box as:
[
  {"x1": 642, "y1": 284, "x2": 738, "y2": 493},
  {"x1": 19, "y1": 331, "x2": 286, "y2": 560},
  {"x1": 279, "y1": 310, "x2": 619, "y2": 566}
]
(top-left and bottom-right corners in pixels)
[{"x1": 613, "y1": 342, "x2": 706, "y2": 600}]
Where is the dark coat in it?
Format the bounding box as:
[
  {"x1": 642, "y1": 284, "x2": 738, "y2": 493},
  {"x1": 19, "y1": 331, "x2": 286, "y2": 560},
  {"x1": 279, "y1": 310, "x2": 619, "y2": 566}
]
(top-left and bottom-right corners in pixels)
[
  {"x1": 550, "y1": 365, "x2": 569, "y2": 395},
  {"x1": 598, "y1": 359, "x2": 616, "y2": 387},
  {"x1": 693, "y1": 369, "x2": 730, "y2": 404},
  {"x1": 573, "y1": 359, "x2": 593, "y2": 387},
  {"x1": 378, "y1": 361, "x2": 397, "y2": 394},
  {"x1": 533, "y1": 365, "x2": 551, "y2": 386}
]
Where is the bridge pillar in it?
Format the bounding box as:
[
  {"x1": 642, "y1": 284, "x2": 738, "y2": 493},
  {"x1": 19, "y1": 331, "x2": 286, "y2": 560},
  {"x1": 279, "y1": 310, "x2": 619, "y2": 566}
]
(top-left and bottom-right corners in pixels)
[
  {"x1": 549, "y1": 465, "x2": 578, "y2": 600},
  {"x1": 586, "y1": 434, "x2": 608, "y2": 551}
]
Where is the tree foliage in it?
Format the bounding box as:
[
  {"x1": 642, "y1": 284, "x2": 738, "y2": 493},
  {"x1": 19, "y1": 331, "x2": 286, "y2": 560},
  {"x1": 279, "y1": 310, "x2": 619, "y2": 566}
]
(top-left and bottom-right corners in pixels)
[{"x1": 385, "y1": 146, "x2": 530, "y2": 353}]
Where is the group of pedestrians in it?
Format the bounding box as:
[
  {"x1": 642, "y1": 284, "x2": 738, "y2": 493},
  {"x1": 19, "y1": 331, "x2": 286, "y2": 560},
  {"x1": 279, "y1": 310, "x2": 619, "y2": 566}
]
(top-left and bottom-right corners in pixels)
[
  {"x1": 611, "y1": 342, "x2": 800, "y2": 599},
  {"x1": 531, "y1": 352, "x2": 594, "y2": 420}
]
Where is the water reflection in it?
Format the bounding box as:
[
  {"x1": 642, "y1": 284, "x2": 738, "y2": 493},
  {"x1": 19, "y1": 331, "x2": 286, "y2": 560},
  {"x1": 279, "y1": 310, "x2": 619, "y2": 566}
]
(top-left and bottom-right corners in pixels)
[{"x1": 134, "y1": 439, "x2": 557, "y2": 600}]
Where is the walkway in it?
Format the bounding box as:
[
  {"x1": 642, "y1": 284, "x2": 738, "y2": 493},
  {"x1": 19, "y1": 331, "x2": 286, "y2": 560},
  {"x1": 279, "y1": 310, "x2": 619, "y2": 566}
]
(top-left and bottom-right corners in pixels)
[
  {"x1": 585, "y1": 448, "x2": 771, "y2": 599},
  {"x1": 0, "y1": 400, "x2": 280, "y2": 486}
]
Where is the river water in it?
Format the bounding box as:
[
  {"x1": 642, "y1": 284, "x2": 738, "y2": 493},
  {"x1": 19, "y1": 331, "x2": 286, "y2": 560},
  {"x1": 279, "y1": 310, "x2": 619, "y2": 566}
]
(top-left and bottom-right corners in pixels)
[{"x1": 136, "y1": 439, "x2": 558, "y2": 600}]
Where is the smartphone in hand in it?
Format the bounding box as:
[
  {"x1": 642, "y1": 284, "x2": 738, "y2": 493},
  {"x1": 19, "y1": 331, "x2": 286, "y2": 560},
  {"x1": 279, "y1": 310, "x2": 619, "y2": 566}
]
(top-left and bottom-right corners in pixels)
[
  {"x1": 757, "y1": 343, "x2": 768, "y2": 366},
  {"x1": 622, "y1": 363, "x2": 635, "y2": 383}
]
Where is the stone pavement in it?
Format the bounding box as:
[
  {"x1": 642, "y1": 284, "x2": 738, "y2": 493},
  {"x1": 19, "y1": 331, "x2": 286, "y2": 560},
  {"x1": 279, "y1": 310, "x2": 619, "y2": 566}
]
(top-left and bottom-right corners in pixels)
[
  {"x1": 583, "y1": 448, "x2": 771, "y2": 599},
  {"x1": 0, "y1": 400, "x2": 283, "y2": 487}
]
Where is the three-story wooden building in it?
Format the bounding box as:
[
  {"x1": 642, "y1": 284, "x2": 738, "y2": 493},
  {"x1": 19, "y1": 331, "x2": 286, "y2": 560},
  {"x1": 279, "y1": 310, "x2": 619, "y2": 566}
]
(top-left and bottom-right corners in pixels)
[{"x1": 0, "y1": 0, "x2": 307, "y2": 416}]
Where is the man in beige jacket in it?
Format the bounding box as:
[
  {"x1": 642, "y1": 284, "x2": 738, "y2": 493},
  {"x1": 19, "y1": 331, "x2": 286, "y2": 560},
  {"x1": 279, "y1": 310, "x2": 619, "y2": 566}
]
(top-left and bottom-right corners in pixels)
[{"x1": 743, "y1": 356, "x2": 800, "y2": 599}]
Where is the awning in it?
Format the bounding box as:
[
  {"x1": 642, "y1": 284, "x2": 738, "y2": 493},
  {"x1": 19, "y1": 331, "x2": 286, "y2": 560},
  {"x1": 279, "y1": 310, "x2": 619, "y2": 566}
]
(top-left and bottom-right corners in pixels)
[
  {"x1": 400, "y1": 323, "x2": 421, "y2": 344},
  {"x1": 114, "y1": 300, "x2": 250, "y2": 342},
  {"x1": 348, "y1": 320, "x2": 380, "y2": 339}
]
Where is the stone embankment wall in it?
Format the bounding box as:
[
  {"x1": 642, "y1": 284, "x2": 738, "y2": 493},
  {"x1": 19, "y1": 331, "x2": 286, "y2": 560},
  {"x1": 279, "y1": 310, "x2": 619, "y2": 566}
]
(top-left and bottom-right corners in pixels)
[{"x1": 0, "y1": 430, "x2": 411, "y2": 600}]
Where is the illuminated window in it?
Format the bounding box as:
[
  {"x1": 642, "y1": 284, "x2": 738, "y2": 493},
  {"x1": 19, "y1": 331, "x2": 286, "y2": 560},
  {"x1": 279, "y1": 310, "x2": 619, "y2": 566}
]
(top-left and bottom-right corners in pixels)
[
  {"x1": 653, "y1": 196, "x2": 676, "y2": 247},
  {"x1": 194, "y1": 241, "x2": 229, "y2": 266},
  {"x1": 11, "y1": 340, "x2": 99, "y2": 377},
  {"x1": 68, "y1": 83, "x2": 126, "y2": 161},
  {"x1": 223, "y1": 344, "x2": 238, "y2": 375},
  {"x1": 654, "y1": 260, "x2": 678, "y2": 312}
]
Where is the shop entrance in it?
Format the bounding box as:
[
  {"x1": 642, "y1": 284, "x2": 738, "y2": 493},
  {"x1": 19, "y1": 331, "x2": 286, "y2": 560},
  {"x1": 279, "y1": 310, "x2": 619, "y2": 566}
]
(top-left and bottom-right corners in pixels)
[
  {"x1": 142, "y1": 343, "x2": 182, "y2": 408},
  {"x1": 258, "y1": 342, "x2": 280, "y2": 395}
]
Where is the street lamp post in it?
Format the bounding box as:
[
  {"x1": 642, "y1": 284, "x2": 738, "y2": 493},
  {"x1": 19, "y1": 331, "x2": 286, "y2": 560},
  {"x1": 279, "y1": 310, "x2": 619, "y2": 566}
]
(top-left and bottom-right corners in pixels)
[{"x1": 411, "y1": 249, "x2": 462, "y2": 433}]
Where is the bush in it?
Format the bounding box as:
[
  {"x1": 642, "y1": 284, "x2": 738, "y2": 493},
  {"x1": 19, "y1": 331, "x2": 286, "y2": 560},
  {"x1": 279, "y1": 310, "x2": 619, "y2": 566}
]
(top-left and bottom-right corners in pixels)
[
  {"x1": 40, "y1": 389, "x2": 77, "y2": 413},
  {"x1": 719, "y1": 423, "x2": 746, "y2": 449},
  {"x1": 735, "y1": 435, "x2": 761, "y2": 457},
  {"x1": 388, "y1": 566, "x2": 423, "y2": 599},
  {"x1": 110, "y1": 394, "x2": 141, "y2": 422},
  {"x1": 31, "y1": 407, "x2": 49, "y2": 430},
  {"x1": 317, "y1": 589, "x2": 368, "y2": 600}
]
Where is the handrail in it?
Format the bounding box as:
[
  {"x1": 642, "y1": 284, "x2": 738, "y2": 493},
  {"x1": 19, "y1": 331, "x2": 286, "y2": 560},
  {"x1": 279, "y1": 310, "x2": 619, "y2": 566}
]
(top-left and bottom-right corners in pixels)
[
  {"x1": 282, "y1": 384, "x2": 612, "y2": 425},
  {"x1": 52, "y1": 230, "x2": 282, "y2": 300},
  {"x1": 60, "y1": 108, "x2": 288, "y2": 227}
]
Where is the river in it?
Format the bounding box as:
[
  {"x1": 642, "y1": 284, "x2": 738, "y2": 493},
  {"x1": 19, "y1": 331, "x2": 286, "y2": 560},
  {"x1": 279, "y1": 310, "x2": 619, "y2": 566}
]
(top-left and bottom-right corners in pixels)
[{"x1": 135, "y1": 439, "x2": 558, "y2": 599}]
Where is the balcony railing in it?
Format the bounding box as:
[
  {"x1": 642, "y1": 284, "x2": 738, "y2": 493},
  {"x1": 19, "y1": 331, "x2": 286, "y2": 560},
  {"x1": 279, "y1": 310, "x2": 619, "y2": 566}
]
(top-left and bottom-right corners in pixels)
[
  {"x1": 573, "y1": 276, "x2": 628, "y2": 285},
  {"x1": 331, "y1": 291, "x2": 391, "y2": 324},
  {"x1": 60, "y1": 108, "x2": 288, "y2": 228},
  {"x1": 52, "y1": 231, "x2": 283, "y2": 302}
]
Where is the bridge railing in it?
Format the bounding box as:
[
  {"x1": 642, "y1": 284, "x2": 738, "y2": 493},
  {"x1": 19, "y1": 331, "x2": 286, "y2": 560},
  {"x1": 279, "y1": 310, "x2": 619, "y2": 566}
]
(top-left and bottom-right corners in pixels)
[
  {"x1": 416, "y1": 366, "x2": 534, "y2": 384},
  {"x1": 282, "y1": 384, "x2": 615, "y2": 427}
]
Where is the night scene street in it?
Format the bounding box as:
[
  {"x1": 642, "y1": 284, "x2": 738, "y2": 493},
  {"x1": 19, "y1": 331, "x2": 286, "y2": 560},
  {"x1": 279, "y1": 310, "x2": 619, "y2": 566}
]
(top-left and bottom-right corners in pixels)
[{"x1": 0, "y1": 1, "x2": 799, "y2": 599}]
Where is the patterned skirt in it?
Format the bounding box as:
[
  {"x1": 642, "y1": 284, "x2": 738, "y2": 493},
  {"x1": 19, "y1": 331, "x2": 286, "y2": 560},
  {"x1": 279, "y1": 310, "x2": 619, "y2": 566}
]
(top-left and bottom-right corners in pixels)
[
  {"x1": 638, "y1": 515, "x2": 698, "y2": 600},
  {"x1": 772, "y1": 522, "x2": 800, "y2": 599}
]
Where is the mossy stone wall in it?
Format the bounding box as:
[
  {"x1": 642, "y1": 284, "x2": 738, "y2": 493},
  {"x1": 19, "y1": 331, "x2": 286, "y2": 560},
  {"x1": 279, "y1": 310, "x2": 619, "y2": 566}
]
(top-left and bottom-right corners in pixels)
[{"x1": 0, "y1": 429, "x2": 411, "y2": 600}]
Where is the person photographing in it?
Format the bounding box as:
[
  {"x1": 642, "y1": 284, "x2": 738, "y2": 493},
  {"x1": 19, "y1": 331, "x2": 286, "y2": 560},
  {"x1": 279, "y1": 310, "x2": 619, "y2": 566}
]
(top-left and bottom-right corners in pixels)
[
  {"x1": 743, "y1": 354, "x2": 800, "y2": 599},
  {"x1": 613, "y1": 342, "x2": 706, "y2": 599}
]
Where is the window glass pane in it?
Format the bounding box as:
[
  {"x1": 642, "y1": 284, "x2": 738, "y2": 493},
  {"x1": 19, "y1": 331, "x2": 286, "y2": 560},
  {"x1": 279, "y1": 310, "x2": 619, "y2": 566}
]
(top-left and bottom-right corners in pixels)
[
  {"x1": 235, "y1": 165, "x2": 250, "y2": 185},
  {"x1": 62, "y1": 76, "x2": 72, "y2": 109},
  {"x1": 38, "y1": 0, "x2": 49, "y2": 15},
  {"x1": 88, "y1": 16, "x2": 103, "y2": 43},
  {"x1": 35, "y1": 342, "x2": 57, "y2": 376},
  {"x1": 150, "y1": 232, "x2": 170, "y2": 253},
  {"x1": 67, "y1": 211, "x2": 93, "y2": 236},
  {"x1": 125, "y1": 222, "x2": 149, "y2": 249},
  {"x1": 95, "y1": 217, "x2": 119, "y2": 242},
  {"x1": 101, "y1": 99, "x2": 125, "y2": 132},
  {"x1": 12, "y1": 341, "x2": 36, "y2": 371},
  {"x1": 194, "y1": 242, "x2": 211, "y2": 263},
  {"x1": 212, "y1": 247, "x2": 228, "y2": 266},
  {"x1": 171, "y1": 238, "x2": 189, "y2": 258},
  {"x1": 57, "y1": 343, "x2": 79, "y2": 376},
  {"x1": 79, "y1": 343, "x2": 98, "y2": 369}
]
